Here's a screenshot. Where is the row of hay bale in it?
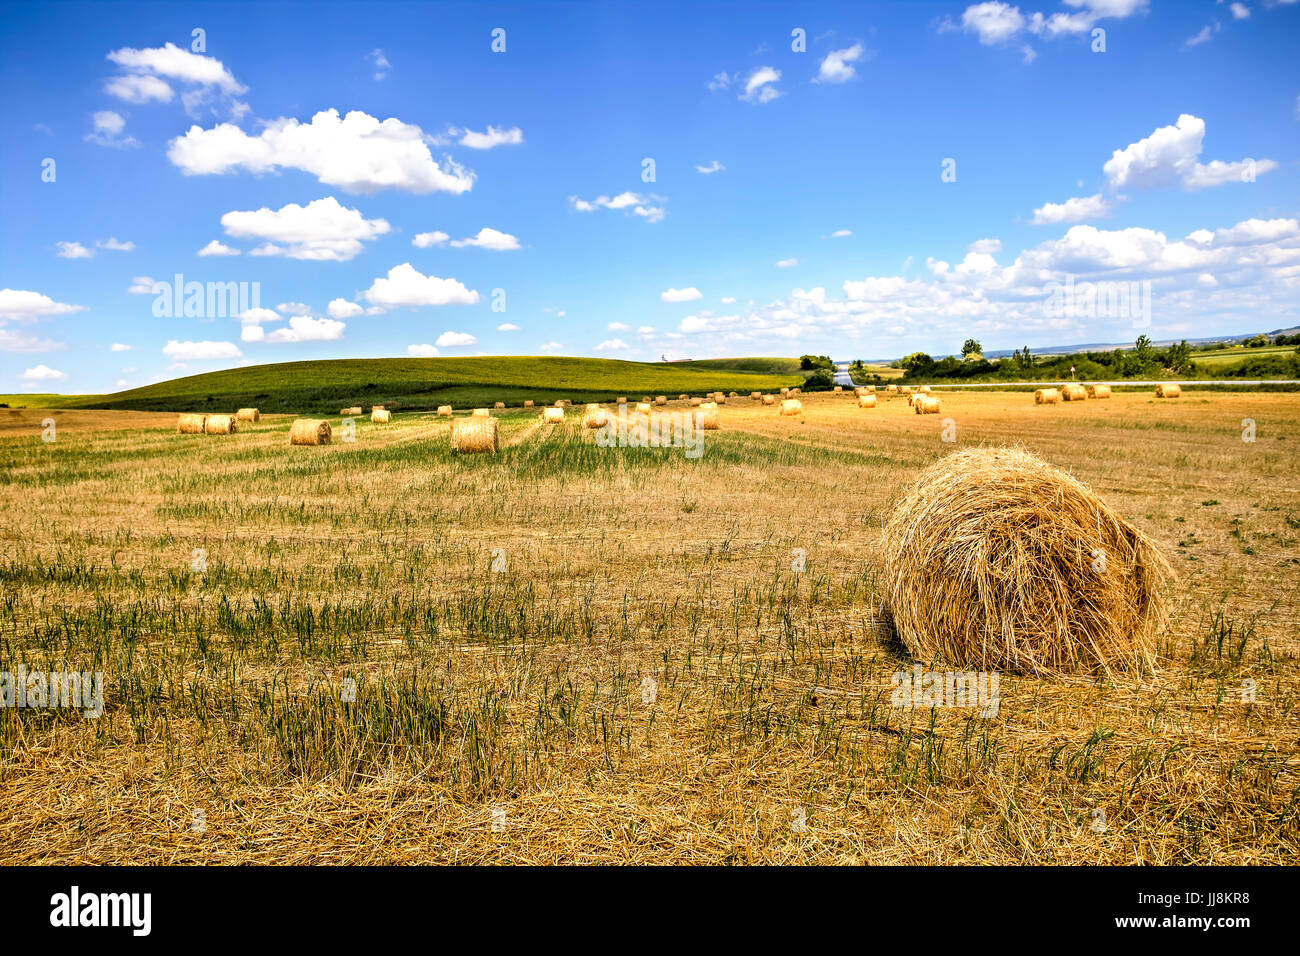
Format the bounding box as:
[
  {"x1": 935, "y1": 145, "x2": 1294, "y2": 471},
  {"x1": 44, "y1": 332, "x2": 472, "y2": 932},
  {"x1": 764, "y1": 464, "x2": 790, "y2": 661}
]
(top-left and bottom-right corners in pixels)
[{"x1": 177, "y1": 408, "x2": 260, "y2": 434}]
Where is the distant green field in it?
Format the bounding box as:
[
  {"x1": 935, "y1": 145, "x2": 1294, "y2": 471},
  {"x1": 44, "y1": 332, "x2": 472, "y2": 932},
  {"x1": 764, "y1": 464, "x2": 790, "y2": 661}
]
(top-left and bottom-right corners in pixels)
[
  {"x1": 0, "y1": 356, "x2": 804, "y2": 414},
  {"x1": 1192, "y1": 345, "x2": 1298, "y2": 369}
]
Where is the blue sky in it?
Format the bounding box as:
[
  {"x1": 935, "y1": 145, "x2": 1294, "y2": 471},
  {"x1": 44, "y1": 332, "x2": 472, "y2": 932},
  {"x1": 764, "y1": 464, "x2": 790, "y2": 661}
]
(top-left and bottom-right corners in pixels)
[{"x1": 1, "y1": 0, "x2": 1297, "y2": 393}]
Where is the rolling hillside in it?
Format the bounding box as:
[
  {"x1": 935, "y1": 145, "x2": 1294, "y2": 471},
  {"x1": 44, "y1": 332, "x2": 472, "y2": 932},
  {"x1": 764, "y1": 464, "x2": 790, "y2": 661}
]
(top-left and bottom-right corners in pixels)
[{"x1": 0, "y1": 356, "x2": 804, "y2": 413}]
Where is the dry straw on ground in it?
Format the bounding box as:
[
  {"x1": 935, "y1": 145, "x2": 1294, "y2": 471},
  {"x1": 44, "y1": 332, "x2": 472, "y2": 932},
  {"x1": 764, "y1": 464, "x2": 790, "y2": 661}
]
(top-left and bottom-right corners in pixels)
[
  {"x1": 1034, "y1": 388, "x2": 1061, "y2": 405},
  {"x1": 289, "y1": 419, "x2": 331, "y2": 446},
  {"x1": 176, "y1": 414, "x2": 207, "y2": 434},
  {"x1": 914, "y1": 396, "x2": 941, "y2": 414},
  {"x1": 1062, "y1": 384, "x2": 1088, "y2": 401},
  {"x1": 780, "y1": 399, "x2": 803, "y2": 416},
  {"x1": 542, "y1": 407, "x2": 565, "y2": 423},
  {"x1": 437, "y1": 405, "x2": 453, "y2": 417},
  {"x1": 882, "y1": 447, "x2": 1170, "y2": 676},
  {"x1": 1156, "y1": 384, "x2": 1182, "y2": 398},
  {"x1": 1086, "y1": 385, "x2": 1112, "y2": 399},
  {"x1": 857, "y1": 394, "x2": 877, "y2": 408},
  {"x1": 450, "y1": 417, "x2": 498, "y2": 453},
  {"x1": 371, "y1": 409, "x2": 391, "y2": 423},
  {"x1": 205, "y1": 414, "x2": 238, "y2": 434},
  {"x1": 236, "y1": 408, "x2": 260, "y2": 422}
]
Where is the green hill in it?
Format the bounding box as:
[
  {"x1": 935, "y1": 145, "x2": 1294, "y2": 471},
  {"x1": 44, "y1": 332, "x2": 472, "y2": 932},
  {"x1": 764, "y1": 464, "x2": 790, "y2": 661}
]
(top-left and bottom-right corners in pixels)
[{"x1": 0, "y1": 356, "x2": 804, "y2": 413}]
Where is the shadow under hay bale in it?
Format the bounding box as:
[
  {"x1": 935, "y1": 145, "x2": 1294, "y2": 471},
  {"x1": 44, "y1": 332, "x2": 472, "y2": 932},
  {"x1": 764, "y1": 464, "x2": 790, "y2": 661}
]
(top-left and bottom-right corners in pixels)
[
  {"x1": 290, "y1": 419, "x2": 331, "y2": 446},
  {"x1": 881, "y1": 447, "x2": 1170, "y2": 676}
]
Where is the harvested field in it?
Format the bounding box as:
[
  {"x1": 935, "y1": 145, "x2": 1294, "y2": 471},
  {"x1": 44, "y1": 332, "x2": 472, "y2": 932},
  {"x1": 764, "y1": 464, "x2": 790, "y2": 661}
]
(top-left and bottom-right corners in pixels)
[{"x1": 1, "y1": 391, "x2": 1297, "y2": 864}]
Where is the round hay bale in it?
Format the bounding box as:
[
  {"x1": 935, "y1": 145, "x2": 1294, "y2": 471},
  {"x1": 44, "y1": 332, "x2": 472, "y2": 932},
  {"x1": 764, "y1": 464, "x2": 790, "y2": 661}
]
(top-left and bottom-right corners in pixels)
[
  {"x1": 750, "y1": 391, "x2": 762, "y2": 400},
  {"x1": 451, "y1": 417, "x2": 498, "y2": 453},
  {"x1": 341, "y1": 406, "x2": 362, "y2": 416},
  {"x1": 1155, "y1": 383, "x2": 1182, "y2": 398},
  {"x1": 882, "y1": 447, "x2": 1170, "y2": 675},
  {"x1": 177, "y1": 413, "x2": 207, "y2": 434},
  {"x1": 617, "y1": 396, "x2": 627, "y2": 404},
  {"x1": 715, "y1": 395, "x2": 727, "y2": 405},
  {"x1": 205, "y1": 414, "x2": 238, "y2": 434},
  {"x1": 919, "y1": 385, "x2": 932, "y2": 394},
  {"x1": 1062, "y1": 384, "x2": 1087, "y2": 401},
  {"x1": 641, "y1": 396, "x2": 652, "y2": 404},
  {"x1": 857, "y1": 393, "x2": 877, "y2": 408},
  {"x1": 833, "y1": 385, "x2": 843, "y2": 393},
  {"x1": 886, "y1": 384, "x2": 899, "y2": 395},
  {"x1": 761, "y1": 394, "x2": 776, "y2": 405},
  {"x1": 524, "y1": 400, "x2": 535, "y2": 408},
  {"x1": 914, "y1": 396, "x2": 941, "y2": 415},
  {"x1": 371, "y1": 408, "x2": 391, "y2": 423},
  {"x1": 678, "y1": 393, "x2": 689, "y2": 401},
  {"x1": 290, "y1": 419, "x2": 331, "y2": 446},
  {"x1": 635, "y1": 402, "x2": 652, "y2": 414},
  {"x1": 472, "y1": 408, "x2": 492, "y2": 417},
  {"x1": 437, "y1": 405, "x2": 453, "y2": 417},
  {"x1": 372, "y1": 405, "x2": 385, "y2": 412},
  {"x1": 1086, "y1": 385, "x2": 1111, "y2": 399},
  {"x1": 690, "y1": 397, "x2": 703, "y2": 406},
  {"x1": 236, "y1": 408, "x2": 260, "y2": 422},
  {"x1": 584, "y1": 407, "x2": 608, "y2": 428},
  {"x1": 493, "y1": 401, "x2": 506, "y2": 409},
  {"x1": 780, "y1": 387, "x2": 789, "y2": 397},
  {"x1": 898, "y1": 386, "x2": 914, "y2": 397},
  {"x1": 780, "y1": 399, "x2": 803, "y2": 416},
  {"x1": 1034, "y1": 388, "x2": 1061, "y2": 405},
  {"x1": 728, "y1": 391, "x2": 738, "y2": 398},
  {"x1": 542, "y1": 406, "x2": 565, "y2": 423},
  {"x1": 695, "y1": 405, "x2": 720, "y2": 430},
  {"x1": 655, "y1": 395, "x2": 667, "y2": 406}
]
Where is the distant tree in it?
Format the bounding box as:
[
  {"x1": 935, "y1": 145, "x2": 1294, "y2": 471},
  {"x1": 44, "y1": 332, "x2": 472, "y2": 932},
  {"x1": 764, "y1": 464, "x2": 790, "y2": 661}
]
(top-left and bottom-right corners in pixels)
[
  {"x1": 799, "y1": 353, "x2": 834, "y2": 371},
  {"x1": 1133, "y1": 335, "x2": 1155, "y2": 366},
  {"x1": 898, "y1": 352, "x2": 934, "y2": 372},
  {"x1": 961, "y1": 338, "x2": 983, "y2": 358},
  {"x1": 1013, "y1": 346, "x2": 1034, "y2": 372},
  {"x1": 1245, "y1": 334, "x2": 1269, "y2": 348},
  {"x1": 1165, "y1": 340, "x2": 1193, "y2": 374}
]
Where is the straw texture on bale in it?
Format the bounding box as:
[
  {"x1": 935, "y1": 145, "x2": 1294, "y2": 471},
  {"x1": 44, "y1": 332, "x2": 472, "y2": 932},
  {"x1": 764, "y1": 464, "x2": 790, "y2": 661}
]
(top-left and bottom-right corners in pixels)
[
  {"x1": 1034, "y1": 388, "x2": 1061, "y2": 405},
  {"x1": 886, "y1": 384, "x2": 899, "y2": 395},
  {"x1": 236, "y1": 408, "x2": 260, "y2": 422},
  {"x1": 1086, "y1": 385, "x2": 1111, "y2": 399},
  {"x1": 678, "y1": 394, "x2": 689, "y2": 401},
  {"x1": 690, "y1": 397, "x2": 702, "y2": 406},
  {"x1": 523, "y1": 400, "x2": 534, "y2": 408},
  {"x1": 780, "y1": 399, "x2": 803, "y2": 416},
  {"x1": 899, "y1": 386, "x2": 914, "y2": 397},
  {"x1": 857, "y1": 393, "x2": 877, "y2": 408},
  {"x1": 371, "y1": 408, "x2": 391, "y2": 423},
  {"x1": 584, "y1": 407, "x2": 608, "y2": 428},
  {"x1": 914, "y1": 396, "x2": 941, "y2": 415},
  {"x1": 780, "y1": 387, "x2": 789, "y2": 397},
  {"x1": 655, "y1": 395, "x2": 667, "y2": 405},
  {"x1": 494, "y1": 402, "x2": 505, "y2": 409},
  {"x1": 617, "y1": 397, "x2": 627, "y2": 404},
  {"x1": 729, "y1": 391, "x2": 738, "y2": 398},
  {"x1": 473, "y1": 408, "x2": 492, "y2": 417},
  {"x1": 1155, "y1": 383, "x2": 1182, "y2": 398},
  {"x1": 341, "y1": 406, "x2": 362, "y2": 416},
  {"x1": 205, "y1": 414, "x2": 238, "y2": 434},
  {"x1": 450, "y1": 417, "x2": 498, "y2": 454},
  {"x1": 176, "y1": 414, "x2": 207, "y2": 434},
  {"x1": 761, "y1": 394, "x2": 776, "y2": 405},
  {"x1": 542, "y1": 406, "x2": 565, "y2": 423},
  {"x1": 289, "y1": 419, "x2": 331, "y2": 446},
  {"x1": 695, "y1": 404, "x2": 720, "y2": 430},
  {"x1": 919, "y1": 385, "x2": 932, "y2": 393},
  {"x1": 437, "y1": 405, "x2": 453, "y2": 417},
  {"x1": 751, "y1": 391, "x2": 762, "y2": 399},
  {"x1": 636, "y1": 402, "x2": 652, "y2": 414},
  {"x1": 882, "y1": 447, "x2": 1170, "y2": 676},
  {"x1": 372, "y1": 405, "x2": 385, "y2": 412},
  {"x1": 715, "y1": 395, "x2": 727, "y2": 404},
  {"x1": 1062, "y1": 384, "x2": 1087, "y2": 401},
  {"x1": 834, "y1": 385, "x2": 843, "y2": 393}
]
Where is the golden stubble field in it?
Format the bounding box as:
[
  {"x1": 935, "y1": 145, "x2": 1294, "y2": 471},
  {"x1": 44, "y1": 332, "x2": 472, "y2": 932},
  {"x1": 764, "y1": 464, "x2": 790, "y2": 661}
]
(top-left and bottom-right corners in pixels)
[{"x1": 0, "y1": 390, "x2": 1297, "y2": 864}]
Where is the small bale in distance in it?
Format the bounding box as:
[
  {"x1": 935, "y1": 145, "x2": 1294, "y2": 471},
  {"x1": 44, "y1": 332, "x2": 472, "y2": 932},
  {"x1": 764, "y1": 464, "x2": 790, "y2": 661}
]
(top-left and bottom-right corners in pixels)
[
  {"x1": 236, "y1": 408, "x2": 260, "y2": 422},
  {"x1": 1086, "y1": 385, "x2": 1111, "y2": 399},
  {"x1": 857, "y1": 393, "x2": 877, "y2": 408},
  {"x1": 915, "y1": 396, "x2": 941, "y2": 415},
  {"x1": 655, "y1": 395, "x2": 668, "y2": 406},
  {"x1": 761, "y1": 394, "x2": 776, "y2": 405},
  {"x1": 584, "y1": 406, "x2": 608, "y2": 428},
  {"x1": 371, "y1": 408, "x2": 391, "y2": 423},
  {"x1": 524, "y1": 400, "x2": 535, "y2": 408},
  {"x1": 494, "y1": 401, "x2": 506, "y2": 409},
  {"x1": 437, "y1": 405, "x2": 453, "y2": 417},
  {"x1": 635, "y1": 402, "x2": 652, "y2": 414},
  {"x1": 1155, "y1": 383, "x2": 1182, "y2": 398},
  {"x1": 473, "y1": 408, "x2": 492, "y2": 417},
  {"x1": 542, "y1": 406, "x2": 565, "y2": 423}
]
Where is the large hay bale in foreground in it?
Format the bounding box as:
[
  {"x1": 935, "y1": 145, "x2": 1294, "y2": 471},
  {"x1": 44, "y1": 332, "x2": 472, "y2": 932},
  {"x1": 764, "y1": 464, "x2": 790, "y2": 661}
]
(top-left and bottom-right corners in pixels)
[
  {"x1": 236, "y1": 408, "x2": 260, "y2": 422},
  {"x1": 371, "y1": 408, "x2": 391, "y2": 423},
  {"x1": 882, "y1": 447, "x2": 1170, "y2": 675},
  {"x1": 205, "y1": 414, "x2": 238, "y2": 434},
  {"x1": 1034, "y1": 388, "x2": 1061, "y2": 405},
  {"x1": 1062, "y1": 384, "x2": 1087, "y2": 401},
  {"x1": 1086, "y1": 385, "x2": 1111, "y2": 399},
  {"x1": 290, "y1": 419, "x2": 331, "y2": 446},
  {"x1": 857, "y1": 393, "x2": 877, "y2": 408},
  {"x1": 1155, "y1": 383, "x2": 1182, "y2": 398},
  {"x1": 437, "y1": 405, "x2": 453, "y2": 417},
  {"x1": 542, "y1": 406, "x2": 565, "y2": 423},
  {"x1": 914, "y1": 396, "x2": 941, "y2": 415},
  {"x1": 177, "y1": 414, "x2": 207, "y2": 434},
  {"x1": 450, "y1": 417, "x2": 498, "y2": 453},
  {"x1": 780, "y1": 399, "x2": 803, "y2": 417}
]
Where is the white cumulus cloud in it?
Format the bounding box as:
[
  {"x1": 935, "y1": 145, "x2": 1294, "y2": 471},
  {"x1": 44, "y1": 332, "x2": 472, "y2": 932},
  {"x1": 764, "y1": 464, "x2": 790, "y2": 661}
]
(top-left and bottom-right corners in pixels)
[{"x1": 219, "y1": 196, "x2": 390, "y2": 261}]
